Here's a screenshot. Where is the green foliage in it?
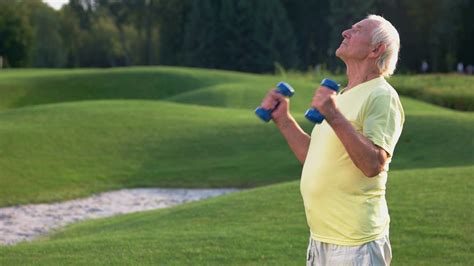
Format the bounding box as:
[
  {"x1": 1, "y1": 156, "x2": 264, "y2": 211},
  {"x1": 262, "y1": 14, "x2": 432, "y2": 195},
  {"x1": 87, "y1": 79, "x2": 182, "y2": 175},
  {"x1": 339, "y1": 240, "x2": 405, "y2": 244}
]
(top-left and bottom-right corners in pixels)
[
  {"x1": 79, "y1": 15, "x2": 122, "y2": 67},
  {"x1": 158, "y1": 0, "x2": 189, "y2": 66},
  {"x1": 390, "y1": 74, "x2": 474, "y2": 111},
  {"x1": 398, "y1": 0, "x2": 467, "y2": 72},
  {"x1": 23, "y1": 0, "x2": 66, "y2": 67},
  {"x1": 183, "y1": 0, "x2": 298, "y2": 73},
  {"x1": 183, "y1": 0, "x2": 219, "y2": 68},
  {"x1": 280, "y1": 0, "x2": 330, "y2": 70},
  {"x1": 58, "y1": 6, "x2": 82, "y2": 67},
  {"x1": 0, "y1": 0, "x2": 32, "y2": 67},
  {"x1": 97, "y1": 0, "x2": 134, "y2": 66},
  {"x1": 459, "y1": 0, "x2": 474, "y2": 66},
  {"x1": 0, "y1": 0, "x2": 473, "y2": 72}
]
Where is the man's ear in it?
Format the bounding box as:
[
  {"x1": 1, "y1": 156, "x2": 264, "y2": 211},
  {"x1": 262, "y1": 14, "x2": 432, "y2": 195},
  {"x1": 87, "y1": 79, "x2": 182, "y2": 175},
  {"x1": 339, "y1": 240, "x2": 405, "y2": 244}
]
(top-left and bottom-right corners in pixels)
[{"x1": 370, "y1": 43, "x2": 386, "y2": 58}]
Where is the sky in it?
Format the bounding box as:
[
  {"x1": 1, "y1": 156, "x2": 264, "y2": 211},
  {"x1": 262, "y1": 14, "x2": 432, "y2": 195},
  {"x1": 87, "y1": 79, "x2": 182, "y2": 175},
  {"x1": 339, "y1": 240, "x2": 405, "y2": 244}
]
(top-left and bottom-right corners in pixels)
[{"x1": 42, "y1": 0, "x2": 69, "y2": 10}]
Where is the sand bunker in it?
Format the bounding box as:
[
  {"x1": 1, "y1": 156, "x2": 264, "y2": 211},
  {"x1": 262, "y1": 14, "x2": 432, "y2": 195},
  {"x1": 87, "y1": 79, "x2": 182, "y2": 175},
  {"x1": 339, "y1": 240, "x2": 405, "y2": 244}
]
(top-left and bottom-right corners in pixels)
[{"x1": 0, "y1": 188, "x2": 239, "y2": 245}]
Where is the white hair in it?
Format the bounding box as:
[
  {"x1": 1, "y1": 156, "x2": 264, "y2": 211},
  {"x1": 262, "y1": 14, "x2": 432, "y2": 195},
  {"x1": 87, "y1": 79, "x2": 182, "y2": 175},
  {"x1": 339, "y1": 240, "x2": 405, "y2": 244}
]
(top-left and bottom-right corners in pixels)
[{"x1": 367, "y1": 15, "x2": 400, "y2": 77}]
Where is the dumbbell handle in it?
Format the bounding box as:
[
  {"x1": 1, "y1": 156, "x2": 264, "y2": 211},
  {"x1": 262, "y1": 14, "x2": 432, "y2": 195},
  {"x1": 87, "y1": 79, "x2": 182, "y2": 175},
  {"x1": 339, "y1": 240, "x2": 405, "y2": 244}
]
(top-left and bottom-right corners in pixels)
[
  {"x1": 305, "y1": 79, "x2": 340, "y2": 124},
  {"x1": 255, "y1": 82, "x2": 294, "y2": 122}
]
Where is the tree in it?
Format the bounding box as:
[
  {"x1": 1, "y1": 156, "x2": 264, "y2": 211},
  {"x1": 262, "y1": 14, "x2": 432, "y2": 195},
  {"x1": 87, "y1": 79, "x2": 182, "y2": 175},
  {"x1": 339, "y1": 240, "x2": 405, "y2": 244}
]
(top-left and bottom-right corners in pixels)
[
  {"x1": 250, "y1": 0, "x2": 299, "y2": 72},
  {"x1": 129, "y1": 0, "x2": 162, "y2": 65},
  {"x1": 158, "y1": 0, "x2": 189, "y2": 66},
  {"x1": 281, "y1": 0, "x2": 331, "y2": 70},
  {"x1": 373, "y1": 0, "x2": 408, "y2": 72},
  {"x1": 327, "y1": 0, "x2": 376, "y2": 71},
  {"x1": 78, "y1": 13, "x2": 121, "y2": 67},
  {"x1": 183, "y1": 0, "x2": 219, "y2": 68},
  {"x1": 22, "y1": 0, "x2": 66, "y2": 67},
  {"x1": 457, "y1": 0, "x2": 474, "y2": 67},
  {"x1": 0, "y1": 1, "x2": 32, "y2": 67},
  {"x1": 97, "y1": 0, "x2": 133, "y2": 66},
  {"x1": 395, "y1": 0, "x2": 467, "y2": 72},
  {"x1": 0, "y1": 0, "x2": 470, "y2": 72},
  {"x1": 58, "y1": 5, "x2": 83, "y2": 67},
  {"x1": 62, "y1": 0, "x2": 135, "y2": 67},
  {"x1": 184, "y1": 0, "x2": 298, "y2": 73},
  {"x1": 68, "y1": 0, "x2": 96, "y2": 30}
]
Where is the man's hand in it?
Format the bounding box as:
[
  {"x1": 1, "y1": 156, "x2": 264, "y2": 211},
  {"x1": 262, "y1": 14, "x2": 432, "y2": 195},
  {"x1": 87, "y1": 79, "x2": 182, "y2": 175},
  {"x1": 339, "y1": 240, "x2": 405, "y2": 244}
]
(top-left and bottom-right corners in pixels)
[
  {"x1": 260, "y1": 87, "x2": 310, "y2": 164},
  {"x1": 260, "y1": 88, "x2": 291, "y2": 123},
  {"x1": 310, "y1": 86, "x2": 338, "y2": 121}
]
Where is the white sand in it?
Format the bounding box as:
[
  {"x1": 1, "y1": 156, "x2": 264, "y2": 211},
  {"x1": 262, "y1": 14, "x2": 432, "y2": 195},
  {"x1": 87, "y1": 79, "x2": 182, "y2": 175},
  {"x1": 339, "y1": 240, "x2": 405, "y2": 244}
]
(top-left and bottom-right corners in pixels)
[{"x1": 0, "y1": 188, "x2": 239, "y2": 245}]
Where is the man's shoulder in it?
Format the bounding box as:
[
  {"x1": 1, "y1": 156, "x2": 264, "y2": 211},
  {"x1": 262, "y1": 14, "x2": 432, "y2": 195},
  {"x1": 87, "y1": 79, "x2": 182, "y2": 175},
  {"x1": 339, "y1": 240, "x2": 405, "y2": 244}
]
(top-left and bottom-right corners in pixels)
[
  {"x1": 369, "y1": 78, "x2": 401, "y2": 100},
  {"x1": 365, "y1": 78, "x2": 405, "y2": 120}
]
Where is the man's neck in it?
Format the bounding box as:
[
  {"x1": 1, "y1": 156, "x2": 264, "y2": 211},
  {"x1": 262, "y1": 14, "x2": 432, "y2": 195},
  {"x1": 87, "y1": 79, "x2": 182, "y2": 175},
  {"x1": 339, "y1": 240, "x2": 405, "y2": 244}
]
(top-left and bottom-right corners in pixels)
[{"x1": 344, "y1": 60, "x2": 382, "y2": 91}]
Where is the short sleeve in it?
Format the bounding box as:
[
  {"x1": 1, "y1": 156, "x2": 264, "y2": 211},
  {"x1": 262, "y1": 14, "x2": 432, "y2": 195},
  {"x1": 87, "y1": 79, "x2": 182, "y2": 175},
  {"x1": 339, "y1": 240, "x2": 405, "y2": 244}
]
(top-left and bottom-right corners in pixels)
[{"x1": 362, "y1": 92, "x2": 405, "y2": 156}]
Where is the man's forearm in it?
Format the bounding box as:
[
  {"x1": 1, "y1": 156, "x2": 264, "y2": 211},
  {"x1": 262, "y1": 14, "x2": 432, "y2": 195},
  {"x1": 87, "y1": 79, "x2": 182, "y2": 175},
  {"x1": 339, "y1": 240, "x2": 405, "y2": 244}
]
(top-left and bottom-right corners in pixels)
[
  {"x1": 326, "y1": 110, "x2": 385, "y2": 177},
  {"x1": 274, "y1": 116, "x2": 311, "y2": 164}
]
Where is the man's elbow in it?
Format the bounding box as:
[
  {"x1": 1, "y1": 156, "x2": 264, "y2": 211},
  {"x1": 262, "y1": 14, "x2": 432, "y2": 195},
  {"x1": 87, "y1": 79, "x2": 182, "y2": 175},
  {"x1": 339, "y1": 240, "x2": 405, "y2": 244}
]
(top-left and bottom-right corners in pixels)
[
  {"x1": 363, "y1": 148, "x2": 389, "y2": 178},
  {"x1": 363, "y1": 163, "x2": 384, "y2": 178}
]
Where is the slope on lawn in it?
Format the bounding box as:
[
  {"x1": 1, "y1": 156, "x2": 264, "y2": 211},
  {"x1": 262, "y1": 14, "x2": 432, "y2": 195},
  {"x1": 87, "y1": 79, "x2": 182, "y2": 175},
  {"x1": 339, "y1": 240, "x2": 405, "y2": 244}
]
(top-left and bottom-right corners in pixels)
[{"x1": 0, "y1": 166, "x2": 472, "y2": 265}]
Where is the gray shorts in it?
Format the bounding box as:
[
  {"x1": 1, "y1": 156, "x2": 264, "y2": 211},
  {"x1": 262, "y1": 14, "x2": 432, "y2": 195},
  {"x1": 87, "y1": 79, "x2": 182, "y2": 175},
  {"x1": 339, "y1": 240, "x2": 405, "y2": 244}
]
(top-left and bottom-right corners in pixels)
[{"x1": 306, "y1": 233, "x2": 392, "y2": 266}]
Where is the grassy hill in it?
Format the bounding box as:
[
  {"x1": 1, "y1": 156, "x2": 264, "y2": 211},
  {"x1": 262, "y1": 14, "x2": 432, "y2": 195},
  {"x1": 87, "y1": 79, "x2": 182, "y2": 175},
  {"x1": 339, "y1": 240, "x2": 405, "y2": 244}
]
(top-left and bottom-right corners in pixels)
[
  {"x1": 0, "y1": 100, "x2": 299, "y2": 206},
  {"x1": 0, "y1": 67, "x2": 473, "y2": 265},
  {"x1": 0, "y1": 166, "x2": 472, "y2": 265},
  {"x1": 390, "y1": 74, "x2": 474, "y2": 111}
]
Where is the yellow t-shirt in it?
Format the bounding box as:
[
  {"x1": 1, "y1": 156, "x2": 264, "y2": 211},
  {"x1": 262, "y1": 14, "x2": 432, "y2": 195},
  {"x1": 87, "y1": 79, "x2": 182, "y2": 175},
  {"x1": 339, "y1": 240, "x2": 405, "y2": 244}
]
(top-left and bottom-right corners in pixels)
[{"x1": 300, "y1": 76, "x2": 405, "y2": 246}]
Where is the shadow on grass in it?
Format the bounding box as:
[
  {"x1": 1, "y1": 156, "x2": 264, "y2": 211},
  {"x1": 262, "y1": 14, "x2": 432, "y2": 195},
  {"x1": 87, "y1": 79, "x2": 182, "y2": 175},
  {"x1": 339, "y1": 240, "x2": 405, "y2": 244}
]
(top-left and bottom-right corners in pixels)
[
  {"x1": 129, "y1": 112, "x2": 474, "y2": 189},
  {"x1": 2, "y1": 68, "x2": 235, "y2": 111}
]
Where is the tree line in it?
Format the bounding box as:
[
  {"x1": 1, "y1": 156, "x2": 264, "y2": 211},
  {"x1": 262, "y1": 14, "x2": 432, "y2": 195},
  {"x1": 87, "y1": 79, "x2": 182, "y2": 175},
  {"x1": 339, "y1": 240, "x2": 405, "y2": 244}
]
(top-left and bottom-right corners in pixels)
[{"x1": 0, "y1": 0, "x2": 472, "y2": 73}]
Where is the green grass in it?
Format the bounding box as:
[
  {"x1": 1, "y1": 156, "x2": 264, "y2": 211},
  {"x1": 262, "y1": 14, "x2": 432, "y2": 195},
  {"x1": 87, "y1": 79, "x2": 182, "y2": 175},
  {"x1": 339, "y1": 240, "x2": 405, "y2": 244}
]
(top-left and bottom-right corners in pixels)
[
  {"x1": 387, "y1": 166, "x2": 474, "y2": 265},
  {"x1": 0, "y1": 96, "x2": 472, "y2": 206},
  {"x1": 0, "y1": 166, "x2": 472, "y2": 265},
  {"x1": 0, "y1": 79, "x2": 472, "y2": 206},
  {"x1": 1, "y1": 67, "x2": 472, "y2": 112},
  {"x1": 0, "y1": 100, "x2": 302, "y2": 206},
  {"x1": 0, "y1": 67, "x2": 271, "y2": 111},
  {"x1": 390, "y1": 74, "x2": 474, "y2": 111},
  {"x1": 282, "y1": 71, "x2": 474, "y2": 111},
  {"x1": 0, "y1": 67, "x2": 473, "y2": 265}
]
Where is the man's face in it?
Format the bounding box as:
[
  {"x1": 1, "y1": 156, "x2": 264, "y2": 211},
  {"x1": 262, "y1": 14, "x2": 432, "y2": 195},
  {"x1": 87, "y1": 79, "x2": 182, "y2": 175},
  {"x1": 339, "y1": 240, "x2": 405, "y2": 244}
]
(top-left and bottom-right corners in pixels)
[{"x1": 335, "y1": 19, "x2": 378, "y2": 61}]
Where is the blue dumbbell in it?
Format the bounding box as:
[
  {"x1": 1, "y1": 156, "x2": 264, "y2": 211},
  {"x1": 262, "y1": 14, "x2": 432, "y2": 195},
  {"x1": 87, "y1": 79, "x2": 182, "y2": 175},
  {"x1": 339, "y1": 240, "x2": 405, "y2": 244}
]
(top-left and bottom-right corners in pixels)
[
  {"x1": 305, "y1": 78, "x2": 340, "y2": 123},
  {"x1": 255, "y1": 82, "x2": 295, "y2": 122}
]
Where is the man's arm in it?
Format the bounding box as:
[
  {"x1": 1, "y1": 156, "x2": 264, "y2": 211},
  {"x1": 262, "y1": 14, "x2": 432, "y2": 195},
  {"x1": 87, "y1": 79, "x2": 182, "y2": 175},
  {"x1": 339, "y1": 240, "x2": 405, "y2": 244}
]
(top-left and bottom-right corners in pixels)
[
  {"x1": 312, "y1": 87, "x2": 388, "y2": 177},
  {"x1": 260, "y1": 89, "x2": 310, "y2": 164},
  {"x1": 326, "y1": 110, "x2": 388, "y2": 177},
  {"x1": 274, "y1": 115, "x2": 310, "y2": 165}
]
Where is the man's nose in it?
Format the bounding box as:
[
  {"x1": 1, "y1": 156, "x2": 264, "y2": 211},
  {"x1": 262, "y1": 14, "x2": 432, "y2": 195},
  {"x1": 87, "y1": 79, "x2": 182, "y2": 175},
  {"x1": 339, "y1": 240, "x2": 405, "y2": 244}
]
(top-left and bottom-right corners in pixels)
[{"x1": 342, "y1": 29, "x2": 350, "y2": 39}]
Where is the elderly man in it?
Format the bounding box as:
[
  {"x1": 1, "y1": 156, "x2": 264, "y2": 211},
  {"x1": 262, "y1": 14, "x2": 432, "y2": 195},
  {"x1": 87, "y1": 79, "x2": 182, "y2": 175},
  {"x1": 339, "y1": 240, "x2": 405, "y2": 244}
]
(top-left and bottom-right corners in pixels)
[{"x1": 260, "y1": 15, "x2": 404, "y2": 265}]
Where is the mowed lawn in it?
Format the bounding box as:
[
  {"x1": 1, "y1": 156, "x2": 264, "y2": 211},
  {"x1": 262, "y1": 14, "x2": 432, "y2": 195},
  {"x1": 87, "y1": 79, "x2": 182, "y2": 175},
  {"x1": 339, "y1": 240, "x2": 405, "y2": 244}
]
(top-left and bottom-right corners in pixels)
[
  {"x1": 0, "y1": 167, "x2": 472, "y2": 265},
  {"x1": 0, "y1": 67, "x2": 473, "y2": 265}
]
